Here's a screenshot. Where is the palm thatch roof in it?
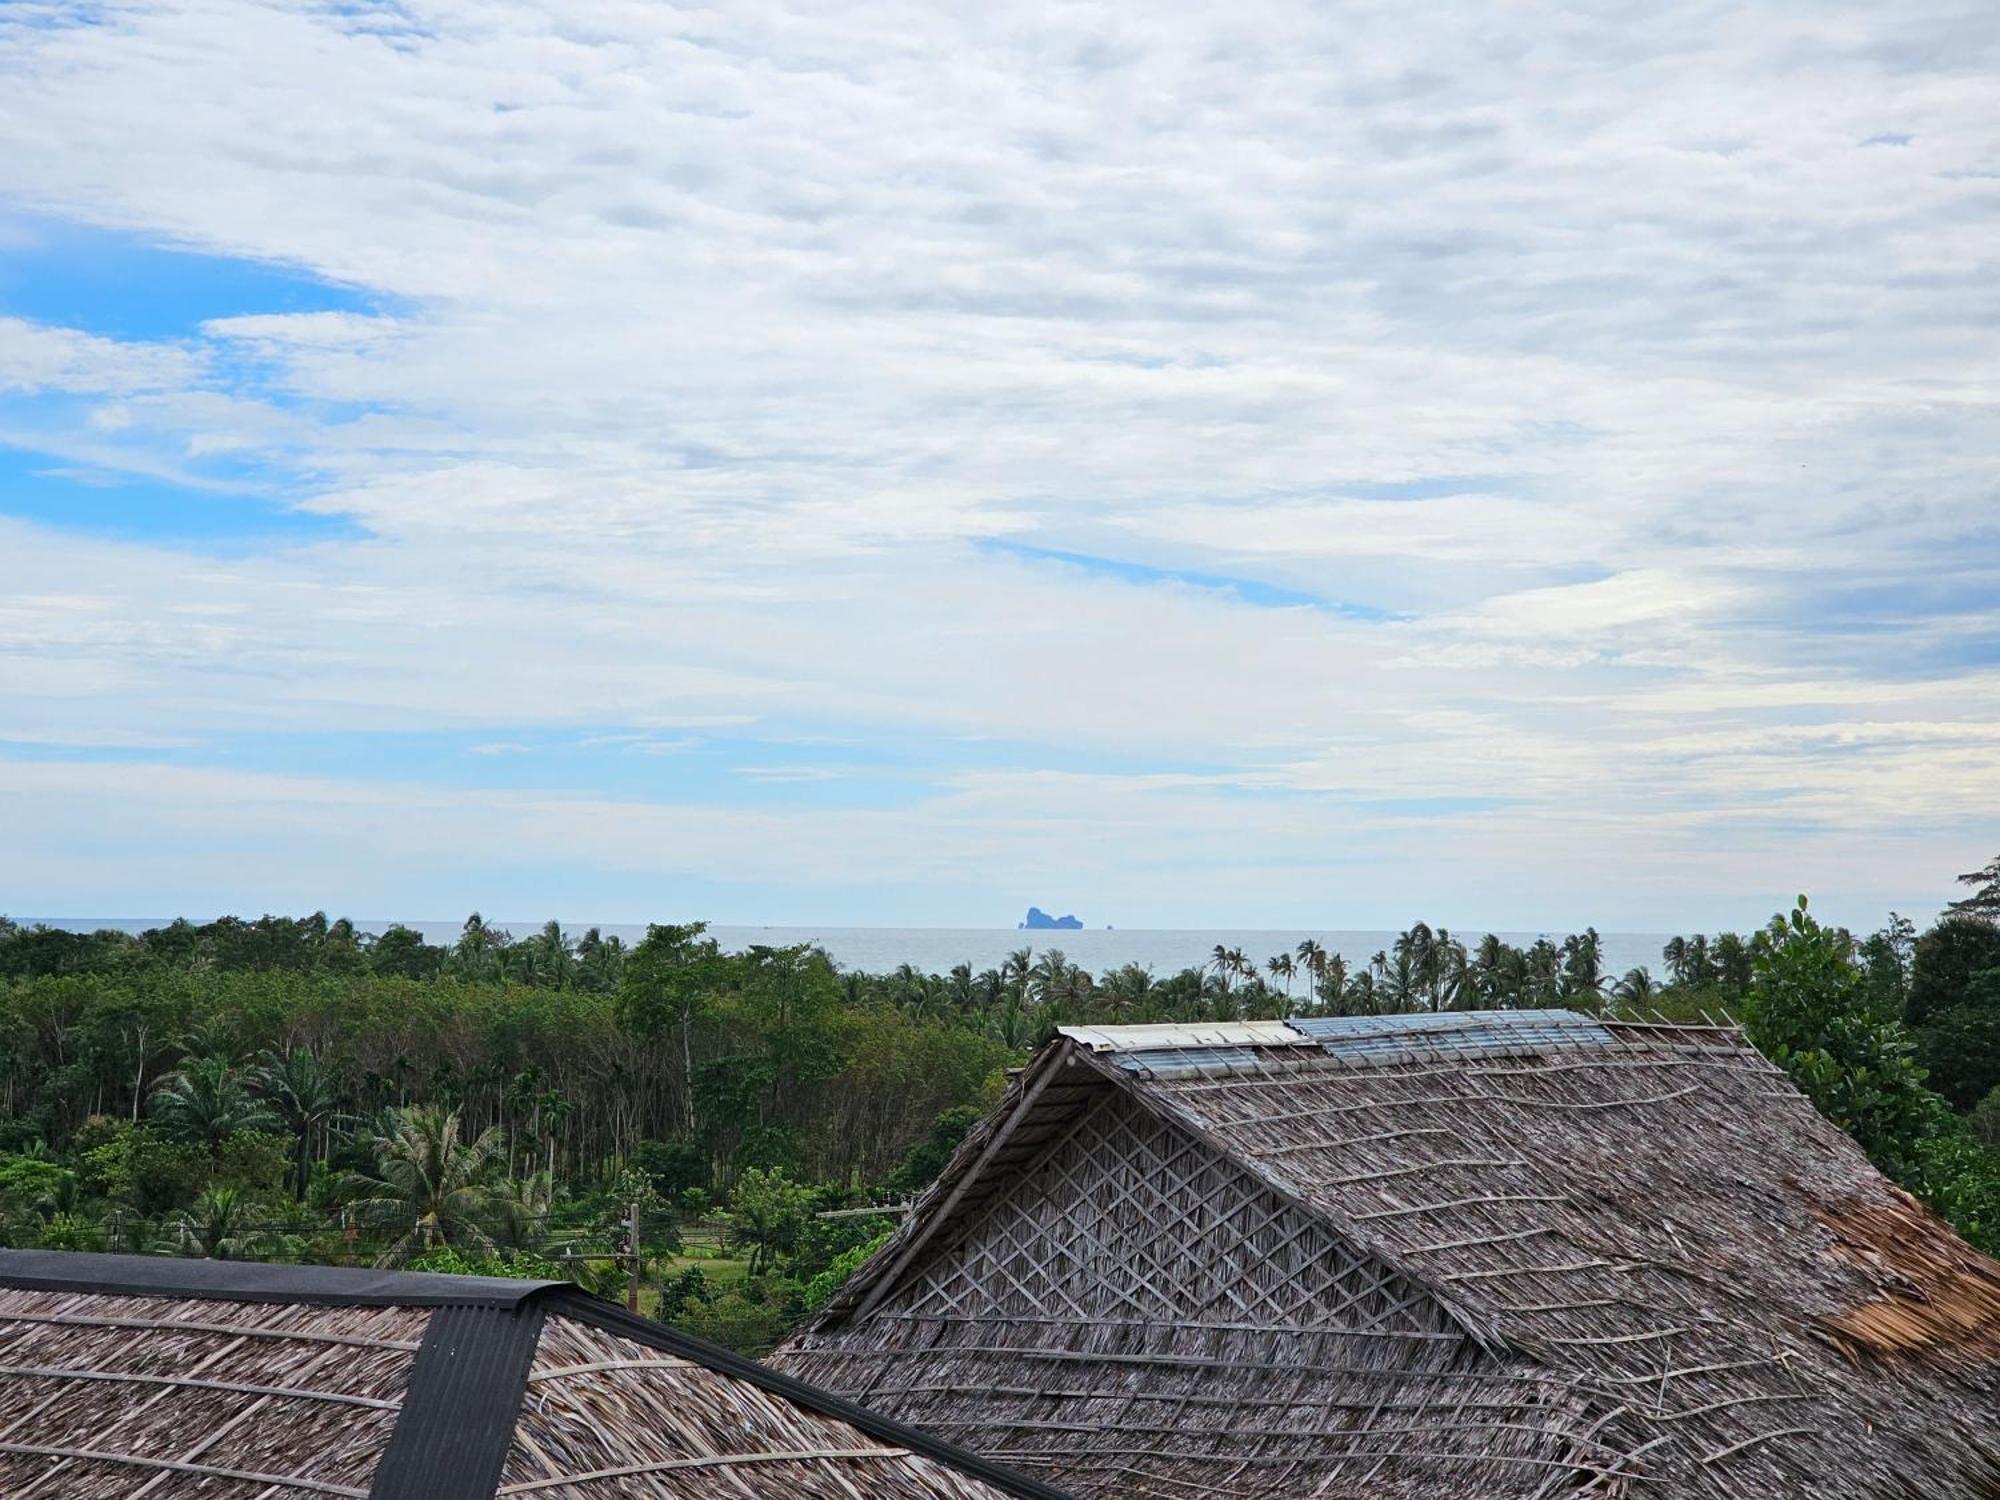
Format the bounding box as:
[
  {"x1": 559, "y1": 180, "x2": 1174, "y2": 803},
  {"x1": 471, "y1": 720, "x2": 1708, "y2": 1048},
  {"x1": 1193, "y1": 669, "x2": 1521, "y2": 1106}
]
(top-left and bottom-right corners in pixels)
[
  {"x1": 0, "y1": 1249, "x2": 1068, "y2": 1499},
  {"x1": 779, "y1": 1010, "x2": 2000, "y2": 1498}
]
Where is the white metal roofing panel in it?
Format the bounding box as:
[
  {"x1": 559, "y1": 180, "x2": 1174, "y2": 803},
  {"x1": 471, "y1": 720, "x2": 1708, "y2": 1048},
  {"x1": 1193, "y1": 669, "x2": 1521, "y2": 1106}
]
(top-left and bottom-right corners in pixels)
[{"x1": 1057, "y1": 1021, "x2": 1317, "y2": 1052}]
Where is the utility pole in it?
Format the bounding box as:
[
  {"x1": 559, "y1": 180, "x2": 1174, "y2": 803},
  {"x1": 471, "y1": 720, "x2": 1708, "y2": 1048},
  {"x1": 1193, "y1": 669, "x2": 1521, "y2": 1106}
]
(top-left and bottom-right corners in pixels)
[{"x1": 625, "y1": 1199, "x2": 642, "y2": 1313}]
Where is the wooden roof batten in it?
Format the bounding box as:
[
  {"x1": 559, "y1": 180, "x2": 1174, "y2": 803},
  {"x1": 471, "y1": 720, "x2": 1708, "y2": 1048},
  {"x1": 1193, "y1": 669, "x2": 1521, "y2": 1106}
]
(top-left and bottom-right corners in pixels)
[{"x1": 781, "y1": 1010, "x2": 2000, "y2": 1500}]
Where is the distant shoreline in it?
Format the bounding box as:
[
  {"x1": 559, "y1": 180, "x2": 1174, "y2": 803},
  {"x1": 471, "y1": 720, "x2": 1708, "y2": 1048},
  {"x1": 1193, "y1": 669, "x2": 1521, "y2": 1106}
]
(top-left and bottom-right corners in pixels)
[{"x1": 10, "y1": 918, "x2": 1681, "y2": 983}]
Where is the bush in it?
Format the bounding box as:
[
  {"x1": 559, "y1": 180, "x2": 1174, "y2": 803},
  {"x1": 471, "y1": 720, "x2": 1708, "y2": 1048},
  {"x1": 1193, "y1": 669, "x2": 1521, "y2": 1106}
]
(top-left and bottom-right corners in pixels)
[
  {"x1": 214, "y1": 1130, "x2": 294, "y2": 1195},
  {"x1": 802, "y1": 1228, "x2": 892, "y2": 1312},
  {"x1": 404, "y1": 1247, "x2": 570, "y2": 1280},
  {"x1": 673, "y1": 1283, "x2": 796, "y2": 1355},
  {"x1": 656, "y1": 1265, "x2": 710, "y2": 1320},
  {"x1": 80, "y1": 1126, "x2": 212, "y2": 1215}
]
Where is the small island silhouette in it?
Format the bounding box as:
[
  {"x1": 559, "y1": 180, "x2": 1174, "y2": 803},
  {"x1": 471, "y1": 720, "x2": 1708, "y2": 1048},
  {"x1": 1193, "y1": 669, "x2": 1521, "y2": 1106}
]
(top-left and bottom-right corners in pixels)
[{"x1": 1019, "y1": 906, "x2": 1084, "y2": 930}]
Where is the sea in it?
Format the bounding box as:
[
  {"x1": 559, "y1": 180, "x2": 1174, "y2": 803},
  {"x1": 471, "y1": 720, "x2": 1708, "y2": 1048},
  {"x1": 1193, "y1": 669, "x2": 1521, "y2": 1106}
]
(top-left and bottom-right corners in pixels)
[{"x1": 24, "y1": 919, "x2": 1676, "y2": 982}]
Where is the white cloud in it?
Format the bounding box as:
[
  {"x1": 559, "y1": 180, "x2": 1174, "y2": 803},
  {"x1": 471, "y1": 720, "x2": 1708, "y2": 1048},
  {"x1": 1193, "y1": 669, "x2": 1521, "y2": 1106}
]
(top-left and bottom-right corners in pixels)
[
  {"x1": 0, "y1": 0, "x2": 1995, "y2": 923},
  {"x1": 0, "y1": 317, "x2": 199, "y2": 394}
]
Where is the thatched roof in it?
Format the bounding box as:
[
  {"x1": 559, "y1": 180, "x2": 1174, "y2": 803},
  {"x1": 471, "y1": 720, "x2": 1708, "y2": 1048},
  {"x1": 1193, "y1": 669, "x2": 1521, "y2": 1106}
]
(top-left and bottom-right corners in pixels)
[
  {"x1": 0, "y1": 1249, "x2": 1068, "y2": 1499},
  {"x1": 780, "y1": 1010, "x2": 2000, "y2": 1498}
]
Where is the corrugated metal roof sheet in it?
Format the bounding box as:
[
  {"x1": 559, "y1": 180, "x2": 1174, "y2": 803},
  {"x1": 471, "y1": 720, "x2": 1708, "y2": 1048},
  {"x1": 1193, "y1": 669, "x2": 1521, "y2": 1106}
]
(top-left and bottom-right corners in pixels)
[
  {"x1": 1106, "y1": 1045, "x2": 1267, "y2": 1078},
  {"x1": 1289, "y1": 1008, "x2": 1616, "y2": 1066},
  {"x1": 1057, "y1": 1021, "x2": 1318, "y2": 1052}
]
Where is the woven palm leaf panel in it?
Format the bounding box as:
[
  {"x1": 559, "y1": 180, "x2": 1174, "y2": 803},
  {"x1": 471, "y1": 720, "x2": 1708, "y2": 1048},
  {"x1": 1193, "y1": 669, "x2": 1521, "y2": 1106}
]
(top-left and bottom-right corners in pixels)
[
  {"x1": 785, "y1": 1081, "x2": 1589, "y2": 1498},
  {"x1": 785, "y1": 1019, "x2": 2000, "y2": 1499}
]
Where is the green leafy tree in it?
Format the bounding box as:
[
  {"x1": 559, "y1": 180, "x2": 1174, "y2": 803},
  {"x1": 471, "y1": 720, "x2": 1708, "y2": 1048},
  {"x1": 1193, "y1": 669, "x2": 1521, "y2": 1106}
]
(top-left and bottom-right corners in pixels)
[
  {"x1": 887, "y1": 1105, "x2": 981, "y2": 1195},
  {"x1": 1745, "y1": 898, "x2": 1955, "y2": 1185},
  {"x1": 1907, "y1": 915, "x2": 2000, "y2": 1026},
  {"x1": 617, "y1": 923, "x2": 723, "y2": 1134},
  {"x1": 723, "y1": 1167, "x2": 813, "y2": 1275},
  {"x1": 1946, "y1": 854, "x2": 2000, "y2": 919},
  {"x1": 803, "y1": 1227, "x2": 893, "y2": 1312},
  {"x1": 1914, "y1": 972, "x2": 2000, "y2": 1112}
]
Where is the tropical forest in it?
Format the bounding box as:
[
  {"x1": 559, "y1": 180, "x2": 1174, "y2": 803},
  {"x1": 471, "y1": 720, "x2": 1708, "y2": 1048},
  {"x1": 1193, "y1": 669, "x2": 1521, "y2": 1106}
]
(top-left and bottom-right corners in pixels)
[{"x1": 1, "y1": 858, "x2": 1996, "y2": 1354}]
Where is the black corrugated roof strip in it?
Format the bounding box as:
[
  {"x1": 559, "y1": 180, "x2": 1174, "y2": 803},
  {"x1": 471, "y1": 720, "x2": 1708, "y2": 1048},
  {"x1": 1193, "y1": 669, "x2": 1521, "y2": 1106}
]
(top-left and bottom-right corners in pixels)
[
  {"x1": 370, "y1": 1302, "x2": 547, "y2": 1500},
  {"x1": 0, "y1": 1248, "x2": 557, "y2": 1308},
  {"x1": 0, "y1": 1250, "x2": 1074, "y2": 1500}
]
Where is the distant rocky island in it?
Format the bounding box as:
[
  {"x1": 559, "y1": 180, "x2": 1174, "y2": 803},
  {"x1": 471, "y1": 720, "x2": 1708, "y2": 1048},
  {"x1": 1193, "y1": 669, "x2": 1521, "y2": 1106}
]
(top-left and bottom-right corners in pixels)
[{"x1": 1019, "y1": 907, "x2": 1084, "y2": 930}]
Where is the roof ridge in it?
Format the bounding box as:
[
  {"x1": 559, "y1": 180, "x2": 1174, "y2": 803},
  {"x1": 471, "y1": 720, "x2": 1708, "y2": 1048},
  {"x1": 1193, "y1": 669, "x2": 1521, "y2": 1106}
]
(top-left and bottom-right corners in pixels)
[{"x1": 0, "y1": 1249, "x2": 562, "y2": 1309}]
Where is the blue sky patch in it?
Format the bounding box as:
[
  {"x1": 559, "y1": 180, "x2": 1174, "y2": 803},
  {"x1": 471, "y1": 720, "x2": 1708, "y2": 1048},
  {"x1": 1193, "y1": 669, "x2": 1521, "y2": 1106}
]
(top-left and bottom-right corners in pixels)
[
  {"x1": 981, "y1": 539, "x2": 1403, "y2": 620},
  {"x1": 0, "y1": 448, "x2": 358, "y2": 547},
  {"x1": 0, "y1": 206, "x2": 385, "y2": 342}
]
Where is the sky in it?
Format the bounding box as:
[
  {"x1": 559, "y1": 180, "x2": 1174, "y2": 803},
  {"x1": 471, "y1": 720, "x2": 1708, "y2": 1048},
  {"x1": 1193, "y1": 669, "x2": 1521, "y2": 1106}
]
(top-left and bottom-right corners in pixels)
[{"x1": 1, "y1": 1, "x2": 1997, "y2": 933}]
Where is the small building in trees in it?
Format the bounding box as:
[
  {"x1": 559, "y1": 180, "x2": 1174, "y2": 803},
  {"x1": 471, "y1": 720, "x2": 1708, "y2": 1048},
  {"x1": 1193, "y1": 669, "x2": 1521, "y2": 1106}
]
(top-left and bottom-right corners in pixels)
[
  {"x1": 779, "y1": 1011, "x2": 2000, "y2": 1498},
  {"x1": 0, "y1": 1249, "x2": 1066, "y2": 1499}
]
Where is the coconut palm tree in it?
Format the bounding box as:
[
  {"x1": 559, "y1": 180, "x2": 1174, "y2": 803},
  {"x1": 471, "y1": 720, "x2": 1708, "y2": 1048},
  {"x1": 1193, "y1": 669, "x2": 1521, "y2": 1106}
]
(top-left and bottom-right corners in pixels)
[
  {"x1": 945, "y1": 963, "x2": 977, "y2": 1015},
  {"x1": 1001, "y1": 947, "x2": 1034, "y2": 1006},
  {"x1": 488, "y1": 1168, "x2": 555, "y2": 1255},
  {"x1": 1265, "y1": 954, "x2": 1297, "y2": 1015},
  {"x1": 1561, "y1": 928, "x2": 1607, "y2": 1010},
  {"x1": 343, "y1": 1105, "x2": 505, "y2": 1265},
  {"x1": 1223, "y1": 947, "x2": 1255, "y2": 990},
  {"x1": 1098, "y1": 964, "x2": 1153, "y2": 1022},
  {"x1": 1662, "y1": 935, "x2": 1690, "y2": 988},
  {"x1": 1613, "y1": 967, "x2": 1658, "y2": 1007},
  {"x1": 1314, "y1": 952, "x2": 1351, "y2": 1014},
  {"x1": 251, "y1": 1048, "x2": 344, "y2": 1197},
  {"x1": 171, "y1": 1186, "x2": 266, "y2": 1260},
  {"x1": 1208, "y1": 945, "x2": 1236, "y2": 992},
  {"x1": 148, "y1": 1056, "x2": 278, "y2": 1152}
]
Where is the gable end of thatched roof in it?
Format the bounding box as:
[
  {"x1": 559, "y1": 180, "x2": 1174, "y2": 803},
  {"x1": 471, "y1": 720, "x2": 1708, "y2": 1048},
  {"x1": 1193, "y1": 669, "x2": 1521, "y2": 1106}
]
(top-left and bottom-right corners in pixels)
[{"x1": 791, "y1": 1015, "x2": 2000, "y2": 1499}]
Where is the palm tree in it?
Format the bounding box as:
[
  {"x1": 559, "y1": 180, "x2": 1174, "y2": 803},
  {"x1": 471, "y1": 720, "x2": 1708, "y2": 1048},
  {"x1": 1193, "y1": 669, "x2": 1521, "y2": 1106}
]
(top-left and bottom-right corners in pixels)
[
  {"x1": 1315, "y1": 952, "x2": 1351, "y2": 1014},
  {"x1": 1434, "y1": 929, "x2": 1469, "y2": 1010},
  {"x1": 945, "y1": 963, "x2": 976, "y2": 1014},
  {"x1": 171, "y1": 1186, "x2": 265, "y2": 1260},
  {"x1": 1687, "y1": 933, "x2": 1714, "y2": 988},
  {"x1": 1294, "y1": 940, "x2": 1330, "y2": 1012},
  {"x1": 518, "y1": 920, "x2": 575, "y2": 988},
  {"x1": 1224, "y1": 947, "x2": 1255, "y2": 990},
  {"x1": 1662, "y1": 935, "x2": 1690, "y2": 988},
  {"x1": 343, "y1": 1105, "x2": 505, "y2": 1265},
  {"x1": 148, "y1": 1057, "x2": 278, "y2": 1152},
  {"x1": 1266, "y1": 954, "x2": 1296, "y2": 1014},
  {"x1": 1208, "y1": 945, "x2": 1235, "y2": 992},
  {"x1": 1001, "y1": 947, "x2": 1034, "y2": 1006},
  {"x1": 1098, "y1": 964, "x2": 1153, "y2": 1022},
  {"x1": 251, "y1": 1048, "x2": 344, "y2": 1198},
  {"x1": 1613, "y1": 967, "x2": 1657, "y2": 1007},
  {"x1": 451, "y1": 912, "x2": 509, "y2": 982},
  {"x1": 1561, "y1": 928, "x2": 1607, "y2": 1011},
  {"x1": 488, "y1": 1168, "x2": 554, "y2": 1255}
]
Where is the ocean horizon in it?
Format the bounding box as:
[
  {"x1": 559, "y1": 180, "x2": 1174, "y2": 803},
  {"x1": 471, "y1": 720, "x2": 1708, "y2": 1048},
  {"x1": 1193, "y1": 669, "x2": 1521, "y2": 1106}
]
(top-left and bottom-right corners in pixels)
[{"x1": 19, "y1": 918, "x2": 1680, "y2": 983}]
